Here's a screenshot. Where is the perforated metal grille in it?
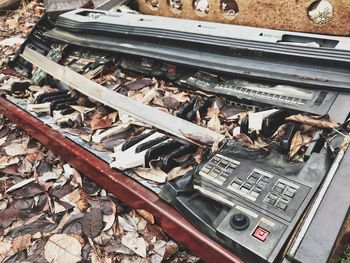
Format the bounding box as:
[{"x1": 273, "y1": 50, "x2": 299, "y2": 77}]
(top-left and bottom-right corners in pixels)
[{"x1": 308, "y1": 0, "x2": 333, "y2": 25}]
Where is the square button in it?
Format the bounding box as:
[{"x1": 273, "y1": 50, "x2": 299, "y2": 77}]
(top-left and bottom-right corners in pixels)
[
  {"x1": 240, "y1": 187, "x2": 250, "y2": 194},
  {"x1": 284, "y1": 189, "x2": 295, "y2": 198},
  {"x1": 208, "y1": 171, "x2": 218, "y2": 178},
  {"x1": 230, "y1": 182, "x2": 240, "y2": 189},
  {"x1": 243, "y1": 182, "x2": 253, "y2": 190},
  {"x1": 201, "y1": 166, "x2": 211, "y2": 173},
  {"x1": 234, "y1": 178, "x2": 243, "y2": 184},
  {"x1": 217, "y1": 176, "x2": 226, "y2": 183},
  {"x1": 250, "y1": 191, "x2": 260, "y2": 199},
  {"x1": 257, "y1": 180, "x2": 268, "y2": 188},
  {"x1": 272, "y1": 186, "x2": 284, "y2": 194},
  {"x1": 212, "y1": 157, "x2": 221, "y2": 164},
  {"x1": 253, "y1": 227, "x2": 270, "y2": 242},
  {"x1": 264, "y1": 197, "x2": 276, "y2": 205},
  {"x1": 247, "y1": 176, "x2": 258, "y2": 184},
  {"x1": 276, "y1": 182, "x2": 286, "y2": 189},
  {"x1": 275, "y1": 201, "x2": 288, "y2": 211},
  {"x1": 221, "y1": 159, "x2": 229, "y2": 166}
]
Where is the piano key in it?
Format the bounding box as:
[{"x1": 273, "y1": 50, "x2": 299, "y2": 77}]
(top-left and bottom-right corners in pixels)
[
  {"x1": 160, "y1": 144, "x2": 196, "y2": 172},
  {"x1": 144, "y1": 140, "x2": 182, "y2": 168},
  {"x1": 110, "y1": 132, "x2": 166, "y2": 170},
  {"x1": 121, "y1": 130, "x2": 155, "y2": 151},
  {"x1": 135, "y1": 135, "x2": 168, "y2": 153}
]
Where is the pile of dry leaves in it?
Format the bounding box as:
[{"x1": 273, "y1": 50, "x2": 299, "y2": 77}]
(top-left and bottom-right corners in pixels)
[
  {"x1": 0, "y1": 114, "x2": 199, "y2": 263},
  {"x1": 0, "y1": 1, "x2": 43, "y2": 69}
]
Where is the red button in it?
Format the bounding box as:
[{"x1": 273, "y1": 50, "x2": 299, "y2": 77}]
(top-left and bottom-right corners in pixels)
[{"x1": 253, "y1": 226, "x2": 269, "y2": 242}]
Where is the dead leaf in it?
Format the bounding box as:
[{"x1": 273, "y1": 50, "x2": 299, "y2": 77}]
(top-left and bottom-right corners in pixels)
[
  {"x1": 286, "y1": 114, "x2": 338, "y2": 129},
  {"x1": 102, "y1": 201, "x2": 117, "y2": 232},
  {"x1": 289, "y1": 131, "x2": 303, "y2": 157},
  {"x1": 341, "y1": 135, "x2": 350, "y2": 151},
  {"x1": 12, "y1": 234, "x2": 32, "y2": 252},
  {"x1": 272, "y1": 123, "x2": 288, "y2": 140},
  {"x1": 5, "y1": 178, "x2": 35, "y2": 193},
  {"x1": 82, "y1": 208, "x2": 104, "y2": 238},
  {"x1": 6, "y1": 15, "x2": 19, "y2": 30},
  {"x1": 123, "y1": 79, "x2": 152, "y2": 91},
  {"x1": 44, "y1": 234, "x2": 82, "y2": 263},
  {"x1": 233, "y1": 133, "x2": 254, "y2": 146},
  {"x1": 17, "y1": 158, "x2": 33, "y2": 175},
  {"x1": 90, "y1": 115, "x2": 115, "y2": 131},
  {"x1": 4, "y1": 139, "x2": 28, "y2": 156},
  {"x1": 162, "y1": 97, "x2": 180, "y2": 110},
  {"x1": 0, "y1": 156, "x2": 20, "y2": 169},
  {"x1": 121, "y1": 232, "x2": 147, "y2": 258},
  {"x1": 167, "y1": 166, "x2": 193, "y2": 181},
  {"x1": 170, "y1": 92, "x2": 190, "y2": 103},
  {"x1": 207, "y1": 104, "x2": 220, "y2": 118},
  {"x1": 0, "y1": 240, "x2": 12, "y2": 261},
  {"x1": 133, "y1": 167, "x2": 168, "y2": 183},
  {"x1": 207, "y1": 115, "x2": 221, "y2": 132},
  {"x1": 136, "y1": 209, "x2": 154, "y2": 224}
]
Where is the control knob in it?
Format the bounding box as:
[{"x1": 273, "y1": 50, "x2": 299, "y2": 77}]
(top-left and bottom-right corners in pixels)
[{"x1": 230, "y1": 213, "x2": 250, "y2": 230}]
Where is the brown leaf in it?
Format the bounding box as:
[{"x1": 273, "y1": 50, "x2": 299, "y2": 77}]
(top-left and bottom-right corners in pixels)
[
  {"x1": 44, "y1": 234, "x2": 82, "y2": 263},
  {"x1": 207, "y1": 104, "x2": 220, "y2": 118},
  {"x1": 289, "y1": 131, "x2": 303, "y2": 158},
  {"x1": 136, "y1": 209, "x2": 155, "y2": 224},
  {"x1": 12, "y1": 234, "x2": 32, "y2": 252},
  {"x1": 207, "y1": 115, "x2": 221, "y2": 132},
  {"x1": 0, "y1": 156, "x2": 20, "y2": 169},
  {"x1": 90, "y1": 115, "x2": 115, "y2": 131},
  {"x1": 272, "y1": 124, "x2": 288, "y2": 140},
  {"x1": 133, "y1": 167, "x2": 168, "y2": 183},
  {"x1": 162, "y1": 97, "x2": 180, "y2": 110},
  {"x1": 170, "y1": 92, "x2": 190, "y2": 103},
  {"x1": 286, "y1": 114, "x2": 338, "y2": 129},
  {"x1": 233, "y1": 133, "x2": 254, "y2": 146},
  {"x1": 123, "y1": 79, "x2": 153, "y2": 91},
  {"x1": 82, "y1": 208, "x2": 104, "y2": 238}
]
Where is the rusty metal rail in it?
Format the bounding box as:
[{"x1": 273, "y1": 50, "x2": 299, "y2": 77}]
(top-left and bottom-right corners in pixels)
[{"x1": 0, "y1": 97, "x2": 244, "y2": 263}]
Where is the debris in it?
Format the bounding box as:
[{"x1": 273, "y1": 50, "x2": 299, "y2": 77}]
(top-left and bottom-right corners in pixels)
[
  {"x1": 44, "y1": 234, "x2": 82, "y2": 263},
  {"x1": 0, "y1": 37, "x2": 24, "y2": 46},
  {"x1": 286, "y1": 114, "x2": 338, "y2": 129},
  {"x1": 121, "y1": 232, "x2": 147, "y2": 258}
]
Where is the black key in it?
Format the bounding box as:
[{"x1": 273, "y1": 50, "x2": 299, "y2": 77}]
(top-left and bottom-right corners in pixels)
[
  {"x1": 144, "y1": 140, "x2": 182, "y2": 168},
  {"x1": 160, "y1": 144, "x2": 195, "y2": 172},
  {"x1": 280, "y1": 122, "x2": 299, "y2": 154},
  {"x1": 42, "y1": 93, "x2": 72, "y2": 103},
  {"x1": 262, "y1": 109, "x2": 292, "y2": 137},
  {"x1": 50, "y1": 98, "x2": 78, "y2": 114},
  {"x1": 121, "y1": 131, "x2": 155, "y2": 151},
  {"x1": 176, "y1": 96, "x2": 197, "y2": 119},
  {"x1": 35, "y1": 91, "x2": 69, "y2": 104},
  {"x1": 135, "y1": 136, "x2": 168, "y2": 153}
]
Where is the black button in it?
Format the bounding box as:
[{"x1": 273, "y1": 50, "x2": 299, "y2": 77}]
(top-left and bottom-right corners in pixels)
[{"x1": 230, "y1": 213, "x2": 250, "y2": 230}]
